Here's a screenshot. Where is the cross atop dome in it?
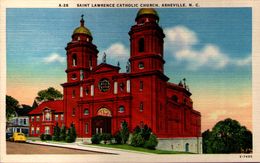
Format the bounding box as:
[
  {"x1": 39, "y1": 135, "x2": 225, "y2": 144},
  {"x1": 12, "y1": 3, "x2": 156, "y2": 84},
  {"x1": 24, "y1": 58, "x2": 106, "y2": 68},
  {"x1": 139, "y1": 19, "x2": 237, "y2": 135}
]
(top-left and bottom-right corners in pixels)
[{"x1": 80, "y1": 14, "x2": 84, "y2": 26}]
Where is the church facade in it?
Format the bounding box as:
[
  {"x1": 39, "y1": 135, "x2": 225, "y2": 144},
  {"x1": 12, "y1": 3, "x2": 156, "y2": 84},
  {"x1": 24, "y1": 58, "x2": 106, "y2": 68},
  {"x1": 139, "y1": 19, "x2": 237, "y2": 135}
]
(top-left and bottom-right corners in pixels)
[{"x1": 29, "y1": 8, "x2": 202, "y2": 153}]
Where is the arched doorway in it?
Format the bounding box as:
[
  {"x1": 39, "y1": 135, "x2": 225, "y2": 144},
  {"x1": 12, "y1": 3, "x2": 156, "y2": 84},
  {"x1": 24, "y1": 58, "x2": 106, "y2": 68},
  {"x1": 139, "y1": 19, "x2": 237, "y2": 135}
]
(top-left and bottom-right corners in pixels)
[
  {"x1": 185, "y1": 143, "x2": 189, "y2": 152},
  {"x1": 92, "y1": 108, "x2": 112, "y2": 135}
]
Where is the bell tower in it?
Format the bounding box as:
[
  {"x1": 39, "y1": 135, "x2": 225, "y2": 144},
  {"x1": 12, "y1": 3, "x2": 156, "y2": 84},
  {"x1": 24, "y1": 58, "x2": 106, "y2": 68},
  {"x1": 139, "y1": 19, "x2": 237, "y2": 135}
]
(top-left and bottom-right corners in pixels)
[
  {"x1": 65, "y1": 15, "x2": 98, "y2": 83},
  {"x1": 128, "y1": 9, "x2": 168, "y2": 133},
  {"x1": 129, "y1": 8, "x2": 165, "y2": 73},
  {"x1": 62, "y1": 15, "x2": 99, "y2": 129}
]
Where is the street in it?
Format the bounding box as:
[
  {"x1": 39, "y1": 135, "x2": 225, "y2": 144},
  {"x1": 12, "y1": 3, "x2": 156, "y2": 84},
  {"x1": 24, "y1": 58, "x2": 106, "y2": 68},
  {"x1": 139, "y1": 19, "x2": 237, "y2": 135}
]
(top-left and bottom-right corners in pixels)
[{"x1": 6, "y1": 141, "x2": 107, "y2": 154}]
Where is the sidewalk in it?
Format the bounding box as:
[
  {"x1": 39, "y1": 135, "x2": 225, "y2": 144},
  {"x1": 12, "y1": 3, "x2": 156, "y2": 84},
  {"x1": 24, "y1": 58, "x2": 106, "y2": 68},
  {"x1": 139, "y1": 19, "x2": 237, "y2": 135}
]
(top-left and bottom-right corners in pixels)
[{"x1": 26, "y1": 140, "x2": 155, "y2": 155}]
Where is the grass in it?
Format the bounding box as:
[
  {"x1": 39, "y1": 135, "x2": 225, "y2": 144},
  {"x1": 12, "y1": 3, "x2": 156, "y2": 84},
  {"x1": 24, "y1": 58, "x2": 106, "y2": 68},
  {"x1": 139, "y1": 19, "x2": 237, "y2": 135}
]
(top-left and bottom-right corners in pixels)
[{"x1": 88, "y1": 144, "x2": 192, "y2": 154}]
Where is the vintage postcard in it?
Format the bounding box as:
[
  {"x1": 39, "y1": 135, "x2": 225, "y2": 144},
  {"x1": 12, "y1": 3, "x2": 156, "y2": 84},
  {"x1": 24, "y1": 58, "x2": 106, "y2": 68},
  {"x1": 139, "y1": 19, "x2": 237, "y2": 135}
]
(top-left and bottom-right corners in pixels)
[{"x1": 0, "y1": 0, "x2": 259, "y2": 162}]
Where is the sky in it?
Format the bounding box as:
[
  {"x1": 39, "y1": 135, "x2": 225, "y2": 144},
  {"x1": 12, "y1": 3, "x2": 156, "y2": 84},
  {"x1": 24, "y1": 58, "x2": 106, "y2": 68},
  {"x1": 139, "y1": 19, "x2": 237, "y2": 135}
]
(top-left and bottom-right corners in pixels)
[{"x1": 6, "y1": 8, "x2": 252, "y2": 132}]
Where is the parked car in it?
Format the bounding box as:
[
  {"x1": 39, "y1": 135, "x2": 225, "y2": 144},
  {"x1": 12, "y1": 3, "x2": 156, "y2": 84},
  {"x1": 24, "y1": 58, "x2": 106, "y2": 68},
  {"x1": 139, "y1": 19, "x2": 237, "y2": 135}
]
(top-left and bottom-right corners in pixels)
[
  {"x1": 6, "y1": 132, "x2": 13, "y2": 141},
  {"x1": 10, "y1": 132, "x2": 27, "y2": 142}
]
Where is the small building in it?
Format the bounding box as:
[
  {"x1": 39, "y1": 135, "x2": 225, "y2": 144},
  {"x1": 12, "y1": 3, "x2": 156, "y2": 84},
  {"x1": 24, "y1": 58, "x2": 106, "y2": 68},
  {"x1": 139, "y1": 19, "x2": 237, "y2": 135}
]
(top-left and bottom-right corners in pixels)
[
  {"x1": 6, "y1": 105, "x2": 32, "y2": 136},
  {"x1": 29, "y1": 100, "x2": 64, "y2": 136}
]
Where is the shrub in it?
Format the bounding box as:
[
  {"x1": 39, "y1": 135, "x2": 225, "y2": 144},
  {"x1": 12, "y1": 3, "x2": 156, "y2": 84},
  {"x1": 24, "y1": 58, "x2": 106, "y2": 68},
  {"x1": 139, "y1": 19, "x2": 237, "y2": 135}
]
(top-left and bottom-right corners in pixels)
[
  {"x1": 65, "y1": 135, "x2": 73, "y2": 143},
  {"x1": 70, "y1": 123, "x2": 77, "y2": 142},
  {"x1": 133, "y1": 125, "x2": 141, "y2": 134},
  {"x1": 59, "y1": 125, "x2": 66, "y2": 141},
  {"x1": 45, "y1": 134, "x2": 52, "y2": 140},
  {"x1": 40, "y1": 134, "x2": 45, "y2": 141},
  {"x1": 53, "y1": 123, "x2": 60, "y2": 141},
  {"x1": 140, "y1": 124, "x2": 152, "y2": 141},
  {"x1": 101, "y1": 133, "x2": 112, "y2": 144},
  {"x1": 144, "y1": 134, "x2": 158, "y2": 150},
  {"x1": 130, "y1": 133, "x2": 145, "y2": 147},
  {"x1": 121, "y1": 121, "x2": 129, "y2": 144},
  {"x1": 65, "y1": 128, "x2": 73, "y2": 143},
  {"x1": 91, "y1": 134, "x2": 101, "y2": 144},
  {"x1": 114, "y1": 131, "x2": 122, "y2": 144}
]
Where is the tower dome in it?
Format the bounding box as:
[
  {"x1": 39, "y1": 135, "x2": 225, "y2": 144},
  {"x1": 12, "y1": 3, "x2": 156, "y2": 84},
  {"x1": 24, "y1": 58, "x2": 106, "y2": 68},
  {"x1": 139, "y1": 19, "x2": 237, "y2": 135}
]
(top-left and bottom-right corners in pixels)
[
  {"x1": 73, "y1": 15, "x2": 92, "y2": 37},
  {"x1": 135, "y1": 8, "x2": 159, "y2": 21}
]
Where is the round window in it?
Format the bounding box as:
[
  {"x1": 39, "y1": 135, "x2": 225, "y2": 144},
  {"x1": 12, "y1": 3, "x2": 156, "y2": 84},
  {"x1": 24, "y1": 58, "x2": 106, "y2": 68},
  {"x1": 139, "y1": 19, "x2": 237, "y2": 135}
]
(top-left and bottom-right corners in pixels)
[{"x1": 98, "y1": 78, "x2": 110, "y2": 92}]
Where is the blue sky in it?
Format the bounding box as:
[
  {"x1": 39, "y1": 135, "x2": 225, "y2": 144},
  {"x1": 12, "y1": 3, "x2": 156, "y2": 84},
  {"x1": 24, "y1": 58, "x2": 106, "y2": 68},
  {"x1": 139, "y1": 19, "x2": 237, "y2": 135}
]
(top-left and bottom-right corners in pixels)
[{"x1": 6, "y1": 8, "x2": 252, "y2": 131}]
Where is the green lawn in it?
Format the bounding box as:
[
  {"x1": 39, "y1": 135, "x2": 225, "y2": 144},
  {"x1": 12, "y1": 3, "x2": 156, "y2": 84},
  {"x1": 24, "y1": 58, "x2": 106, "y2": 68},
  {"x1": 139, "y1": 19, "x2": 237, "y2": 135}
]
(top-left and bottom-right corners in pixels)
[{"x1": 88, "y1": 144, "x2": 192, "y2": 154}]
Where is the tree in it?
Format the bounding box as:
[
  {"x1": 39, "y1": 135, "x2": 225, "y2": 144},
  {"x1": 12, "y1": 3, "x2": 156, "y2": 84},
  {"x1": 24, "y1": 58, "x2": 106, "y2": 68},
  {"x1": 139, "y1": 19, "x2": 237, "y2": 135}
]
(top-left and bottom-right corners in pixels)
[
  {"x1": 53, "y1": 123, "x2": 61, "y2": 141},
  {"x1": 140, "y1": 124, "x2": 152, "y2": 141},
  {"x1": 100, "y1": 133, "x2": 112, "y2": 144},
  {"x1": 144, "y1": 134, "x2": 158, "y2": 150},
  {"x1": 130, "y1": 124, "x2": 158, "y2": 149},
  {"x1": 36, "y1": 87, "x2": 63, "y2": 102},
  {"x1": 70, "y1": 123, "x2": 77, "y2": 142},
  {"x1": 120, "y1": 121, "x2": 129, "y2": 144},
  {"x1": 130, "y1": 132, "x2": 145, "y2": 147},
  {"x1": 65, "y1": 128, "x2": 73, "y2": 143},
  {"x1": 113, "y1": 131, "x2": 122, "y2": 144},
  {"x1": 133, "y1": 125, "x2": 141, "y2": 134},
  {"x1": 59, "y1": 125, "x2": 66, "y2": 141},
  {"x1": 202, "y1": 129, "x2": 211, "y2": 153},
  {"x1": 6, "y1": 95, "x2": 19, "y2": 120},
  {"x1": 202, "y1": 118, "x2": 252, "y2": 153},
  {"x1": 91, "y1": 134, "x2": 101, "y2": 144}
]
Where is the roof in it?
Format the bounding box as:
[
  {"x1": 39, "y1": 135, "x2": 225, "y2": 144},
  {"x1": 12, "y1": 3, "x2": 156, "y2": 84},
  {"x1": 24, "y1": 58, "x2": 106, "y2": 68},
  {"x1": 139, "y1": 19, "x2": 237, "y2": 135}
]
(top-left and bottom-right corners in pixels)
[
  {"x1": 92, "y1": 63, "x2": 120, "y2": 73},
  {"x1": 167, "y1": 82, "x2": 192, "y2": 96},
  {"x1": 29, "y1": 100, "x2": 63, "y2": 115},
  {"x1": 15, "y1": 104, "x2": 34, "y2": 116},
  {"x1": 136, "y1": 8, "x2": 159, "y2": 20},
  {"x1": 73, "y1": 16, "x2": 92, "y2": 36}
]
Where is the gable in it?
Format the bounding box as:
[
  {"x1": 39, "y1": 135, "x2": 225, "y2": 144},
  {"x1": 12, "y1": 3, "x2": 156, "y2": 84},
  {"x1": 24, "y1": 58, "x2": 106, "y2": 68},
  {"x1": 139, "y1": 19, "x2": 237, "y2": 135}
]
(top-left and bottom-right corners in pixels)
[
  {"x1": 29, "y1": 100, "x2": 63, "y2": 115},
  {"x1": 93, "y1": 63, "x2": 120, "y2": 74}
]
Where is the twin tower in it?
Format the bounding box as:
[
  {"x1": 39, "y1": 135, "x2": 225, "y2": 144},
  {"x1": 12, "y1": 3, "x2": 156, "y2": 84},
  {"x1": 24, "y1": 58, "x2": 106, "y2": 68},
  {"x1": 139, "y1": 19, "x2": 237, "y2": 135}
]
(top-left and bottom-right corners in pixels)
[{"x1": 65, "y1": 8, "x2": 165, "y2": 83}]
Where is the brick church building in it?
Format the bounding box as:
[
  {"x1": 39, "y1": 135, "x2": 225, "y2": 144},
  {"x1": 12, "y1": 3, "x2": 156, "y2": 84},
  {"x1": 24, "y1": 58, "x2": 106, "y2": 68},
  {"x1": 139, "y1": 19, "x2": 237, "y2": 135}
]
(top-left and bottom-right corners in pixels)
[{"x1": 29, "y1": 8, "x2": 202, "y2": 153}]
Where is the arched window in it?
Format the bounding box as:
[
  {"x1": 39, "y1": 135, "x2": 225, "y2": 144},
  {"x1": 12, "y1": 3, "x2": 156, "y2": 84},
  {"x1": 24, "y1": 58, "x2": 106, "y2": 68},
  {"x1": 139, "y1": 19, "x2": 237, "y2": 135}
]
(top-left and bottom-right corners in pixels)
[
  {"x1": 72, "y1": 108, "x2": 76, "y2": 116},
  {"x1": 138, "y1": 38, "x2": 144, "y2": 52},
  {"x1": 85, "y1": 123, "x2": 89, "y2": 134},
  {"x1": 140, "y1": 81, "x2": 143, "y2": 91},
  {"x1": 89, "y1": 56, "x2": 92, "y2": 67},
  {"x1": 172, "y1": 95, "x2": 178, "y2": 102},
  {"x1": 72, "y1": 54, "x2": 77, "y2": 66},
  {"x1": 140, "y1": 102, "x2": 144, "y2": 112},
  {"x1": 84, "y1": 109, "x2": 89, "y2": 115},
  {"x1": 72, "y1": 90, "x2": 76, "y2": 98},
  {"x1": 119, "y1": 106, "x2": 125, "y2": 113},
  {"x1": 45, "y1": 112, "x2": 51, "y2": 121}
]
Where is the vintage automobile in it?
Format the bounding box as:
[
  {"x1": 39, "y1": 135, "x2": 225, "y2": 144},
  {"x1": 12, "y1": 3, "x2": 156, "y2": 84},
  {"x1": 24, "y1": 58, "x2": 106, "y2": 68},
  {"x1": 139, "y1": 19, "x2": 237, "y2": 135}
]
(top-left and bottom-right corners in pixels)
[{"x1": 9, "y1": 132, "x2": 27, "y2": 142}]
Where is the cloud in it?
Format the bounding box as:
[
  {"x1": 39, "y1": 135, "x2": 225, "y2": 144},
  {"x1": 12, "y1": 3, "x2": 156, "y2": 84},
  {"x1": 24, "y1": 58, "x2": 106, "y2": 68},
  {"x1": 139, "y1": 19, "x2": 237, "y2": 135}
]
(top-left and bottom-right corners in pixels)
[
  {"x1": 164, "y1": 26, "x2": 251, "y2": 70},
  {"x1": 43, "y1": 53, "x2": 65, "y2": 64},
  {"x1": 165, "y1": 25, "x2": 198, "y2": 52},
  {"x1": 100, "y1": 42, "x2": 129, "y2": 66},
  {"x1": 232, "y1": 55, "x2": 252, "y2": 66},
  {"x1": 105, "y1": 42, "x2": 129, "y2": 59}
]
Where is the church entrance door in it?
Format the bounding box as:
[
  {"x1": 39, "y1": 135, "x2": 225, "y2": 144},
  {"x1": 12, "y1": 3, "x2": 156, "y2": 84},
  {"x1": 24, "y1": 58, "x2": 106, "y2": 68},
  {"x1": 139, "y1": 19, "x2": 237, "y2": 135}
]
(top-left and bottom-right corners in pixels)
[
  {"x1": 92, "y1": 107, "x2": 112, "y2": 135},
  {"x1": 92, "y1": 116, "x2": 111, "y2": 135}
]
